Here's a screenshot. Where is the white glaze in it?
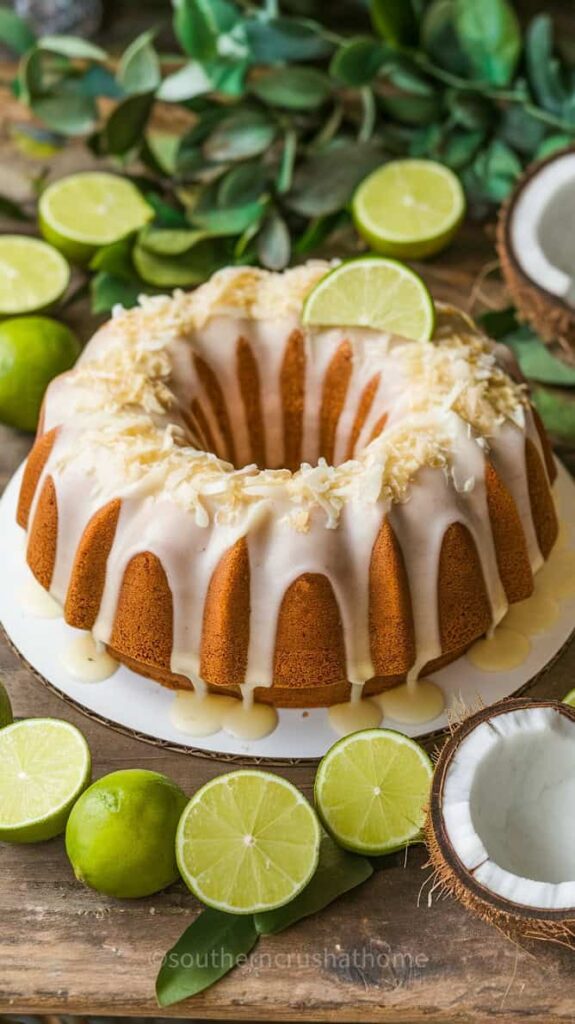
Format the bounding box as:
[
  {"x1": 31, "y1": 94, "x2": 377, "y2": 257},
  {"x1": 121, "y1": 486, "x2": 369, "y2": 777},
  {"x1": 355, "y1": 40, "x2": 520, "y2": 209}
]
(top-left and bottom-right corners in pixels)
[{"x1": 61, "y1": 632, "x2": 118, "y2": 682}]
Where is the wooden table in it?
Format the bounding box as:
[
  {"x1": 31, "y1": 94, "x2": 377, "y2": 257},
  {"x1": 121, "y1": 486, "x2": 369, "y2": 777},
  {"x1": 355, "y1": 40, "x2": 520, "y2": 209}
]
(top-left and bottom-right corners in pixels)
[{"x1": 1, "y1": 150, "x2": 575, "y2": 1022}]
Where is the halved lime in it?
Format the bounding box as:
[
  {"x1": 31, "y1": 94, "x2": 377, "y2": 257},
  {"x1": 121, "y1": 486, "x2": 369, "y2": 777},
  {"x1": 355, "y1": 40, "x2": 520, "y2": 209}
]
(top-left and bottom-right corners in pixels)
[
  {"x1": 176, "y1": 769, "x2": 321, "y2": 914},
  {"x1": 353, "y1": 159, "x2": 465, "y2": 259},
  {"x1": 0, "y1": 718, "x2": 91, "y2": 843},
  {"x1": 39, "y1": 172, "x2": 154, "y2": 265},
  {"x1": 0, "y1": 681, "x2": 13, "y2": 728},
  {"x1": 0, "y1": 236, "x2": 70, "y2": 314},
  {"x1": 563, "y1": 688, "x2": 575, "y2": 708},
  {"x1": 315, "y1": 728, "x2": 433, "y2": 855},
  {"x1": 302, "y1": 257, "x2": 435, "y2": 341}
]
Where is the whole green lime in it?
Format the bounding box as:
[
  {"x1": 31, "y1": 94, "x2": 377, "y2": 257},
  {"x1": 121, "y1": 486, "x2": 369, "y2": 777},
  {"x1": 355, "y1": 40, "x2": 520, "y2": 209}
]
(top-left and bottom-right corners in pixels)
[
  {"x1": 0, "y1": 680, "x2": 13, "y2": 728},
  {"x1": 0, "y1": 316, "x2": 80, "y2": 432},
  {"x1": 65, "y1": 769, "x2": 188, "y2": 899}
]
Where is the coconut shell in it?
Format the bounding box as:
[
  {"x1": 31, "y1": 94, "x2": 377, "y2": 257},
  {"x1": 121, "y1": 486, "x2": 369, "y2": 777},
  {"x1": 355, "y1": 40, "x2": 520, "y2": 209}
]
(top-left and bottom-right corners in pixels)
[
  {"x1": 425, "y1": 697, "x2": 575, "y2": 948},
  {"x1": 497, "y1": 147, "x2": 575, "y2": 367}
]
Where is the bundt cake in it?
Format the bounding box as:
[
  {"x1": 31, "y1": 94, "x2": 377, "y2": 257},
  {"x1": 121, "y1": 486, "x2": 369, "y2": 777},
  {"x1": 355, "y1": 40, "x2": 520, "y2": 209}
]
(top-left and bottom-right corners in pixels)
[{"x1": 17, "y1": 262, "x2": 558, "y2": 708}]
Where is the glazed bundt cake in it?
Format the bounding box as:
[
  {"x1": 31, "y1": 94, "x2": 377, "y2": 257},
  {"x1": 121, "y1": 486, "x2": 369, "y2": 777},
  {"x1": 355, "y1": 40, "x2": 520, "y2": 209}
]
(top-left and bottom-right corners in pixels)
[{"x1": 17, "y1": 262, "x2": 558, "y2": 707}]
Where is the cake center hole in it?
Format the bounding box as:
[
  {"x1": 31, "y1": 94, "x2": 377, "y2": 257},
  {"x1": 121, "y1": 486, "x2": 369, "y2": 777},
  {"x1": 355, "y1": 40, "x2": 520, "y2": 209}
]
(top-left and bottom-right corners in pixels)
[{"x1": 188, "y1": 350, "x2": 389, "y2": 472}]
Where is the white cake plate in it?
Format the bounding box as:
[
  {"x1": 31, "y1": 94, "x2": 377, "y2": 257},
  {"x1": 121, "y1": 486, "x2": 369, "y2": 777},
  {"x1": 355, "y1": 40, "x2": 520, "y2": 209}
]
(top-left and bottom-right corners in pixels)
[{"x1": 1, "y1": 461, "x2": 574, "y2": 764}]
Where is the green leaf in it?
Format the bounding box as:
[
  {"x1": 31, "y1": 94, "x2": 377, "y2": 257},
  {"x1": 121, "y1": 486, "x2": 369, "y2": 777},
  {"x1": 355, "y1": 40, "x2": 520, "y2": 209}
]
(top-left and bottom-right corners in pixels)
[
  {"x1": 536, "y1": 133, "x2": 574, "y2": 160},
  {"x1": 101, "y1": 92, "x2": 154, "y2": 154},
  {"x1": 370, "y1": 0, "x2": 418, "y2": 46},
  {"x1": 254, "y1": 835, "x2": 373, "y2": 936},
  {"x1": 454, "y1": 0, "x2": 521, "y2": 87},
  {"x1": 294, "y1": 211, "x2": 349, "y2": 255},
  {"x1": 466, "y1": 138, "x2": 521, "y2": 202},
  {"x1": 421, "y1": 0, "x2": 470, "y2": 76},
  {"x1": 90, "y1": 237, "x2": 138, "y2": 282},
  {"x1": 531, "y1": 383, "x2": 575, "y2": 444},
  {"x1": 479, "y1": 306, "x2": 519, "y2": 338},
  {"x1": 191, "y1": 200, "x2": 266, "y2": 235},
  {"x1": 277, "y1": 130, "x2": 297, "y2": 195},
  {"x1": 31, "y1": 94, "x2": 97, "y2": 135},
  {"x1": 173, "y1": 0, "x2": 218, "y2": 61},
  {"x1": 91, "y1": 271, "x2": 144, "y2": 313},
  {"x1": 203, "y1": 109, "x2": 277, "y2": 162},
  {"x1": 144, "y1": 132, "x2": 180, "y2": 175},
  {"x1": 379, "y1": 57, "x2": 441, "y2": 125},
  {"x1": 441, "y1": 127, "x2": 485, "y2": 169},
  {"x1": 117, "y1": 30, "x2": 160, "y2": 95},
  {"x1": 39, "y1": 35, "x2": 107, "y2": 60},
  {"x1": 497, "y1": 103, "x2": 546, "y2": 156},
  {"x1": 447, "y1": 91, "x2": 494, "y2": 131},
  {"x1": 250, "y1": 67, "x2": 331, "y2": 111},
  {"x1": 133, "y1": 237, "x2": 225, "y2": 286},
  {"x1": 76, "y1": 64, "x2": 124, "y2": 99},
  {"x1": 525, "y1": 16, "x2": 568, "y2": 117},
  {"x1": 0, "y1": 193, "x2": 30, "y2": 221},
  {"x1": 206, "y1": 57, "x2": 248, "y2": 96},
  {"x1": 0, "y1": 7, "x2": 36, "y2": 54},
  {"x1": 287, "y1": 140, "x2": 385, "y2": 217},
  {"x1": 144, "y1": 192, "x2": 188, "y2": 228},
  {"x1": 18, "y1": 48, "x2": 44, "y2": 102},
  {"x1": 139, "y1": 226, "x2": 210, "y2": 255},
  {"x1": 499, "y1": 325, "x2": 575, "y2": 386},
  {"x1": 330, "y1": 37, "x2": 387, "y2": 87},
  {"x1": 157, "y1": 61, "x2": 212, "y2": 102},
  {"x1": 156, "y1": 909, "x2": 258, "y2": 1007},
  {"x1": 257, "y1": 210, "x2": 291, "y2": 271},
  {"x1": 218, "y1": 162, "x2": 267, "y2": 207},
  {"x1": 244, "y1": 17, "x2": 334, "y2": 63}
]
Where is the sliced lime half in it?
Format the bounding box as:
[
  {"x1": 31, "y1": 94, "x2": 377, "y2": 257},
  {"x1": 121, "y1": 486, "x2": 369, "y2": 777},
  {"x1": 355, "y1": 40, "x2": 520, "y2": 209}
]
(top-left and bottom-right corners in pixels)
[
  {"x1": 39, "y1": 172, "x2": 153, "y2": 264},
  {"x1": 302, "y1": 256, "x2": 435, "y2": 341},
  {"x1": 176, "y1": 769, "x2": 321, "y2": 914},
  {"x1": 0, "y1": 718, "x2": 91, "y2": 843},
  {"x1": 315, "y1": 728, "x2": 433, "y2": 855},
  {"x1": 563, "y1": 688, "x2": 575, "y2": 708},
  {"x1": 0, "y1": 236, "x2": 70, "y2": 315},
  {"x1": 353, "y1": 159, "x2": 465, "y2": 259}
]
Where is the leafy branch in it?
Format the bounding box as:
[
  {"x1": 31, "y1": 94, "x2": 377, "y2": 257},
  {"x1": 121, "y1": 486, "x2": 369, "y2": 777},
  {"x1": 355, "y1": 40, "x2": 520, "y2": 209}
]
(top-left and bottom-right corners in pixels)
[{"x1": 1, "y1": 0, "x2": 575, "y2": 311}]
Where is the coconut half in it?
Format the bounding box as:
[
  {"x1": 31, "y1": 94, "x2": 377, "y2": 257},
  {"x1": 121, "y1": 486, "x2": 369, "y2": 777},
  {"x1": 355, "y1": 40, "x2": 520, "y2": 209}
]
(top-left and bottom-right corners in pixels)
[
  {"x1": 497, "y1": 147, "x2": 575, "y2": 364},
  {"x1": 426, "y1": 698, "x2": 575, "y2": 944}
]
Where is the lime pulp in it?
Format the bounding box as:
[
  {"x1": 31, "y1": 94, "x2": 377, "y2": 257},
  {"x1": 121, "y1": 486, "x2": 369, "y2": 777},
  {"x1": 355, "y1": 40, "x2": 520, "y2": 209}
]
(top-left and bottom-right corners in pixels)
[{"x1": 0, "y1": 235, "x2": 70, "y2": 314}]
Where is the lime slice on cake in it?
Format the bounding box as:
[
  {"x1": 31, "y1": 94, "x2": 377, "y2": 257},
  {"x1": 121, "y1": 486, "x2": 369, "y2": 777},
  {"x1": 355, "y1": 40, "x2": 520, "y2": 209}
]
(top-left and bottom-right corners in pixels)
[
  {"x1": 176, "y1": 769, "x2": 321, "y2": 914},
  {"x1": 0, "y1": 718, "x2": 91, "y2": 843},
  {"x1": 39, "y1": 172, "x2": 154, "y2": 264},
  {"x1": 302, "y1": 257, "x2": 435, "y2": 341},
  {"x1": 315, "y1": 729, "x2": 433, "y2": 855},
  {"x1": 353, "y1": 159, "x2": 465, "y2": 259},
  {"x1": 0, "y1": 236, "x2": 70, "y2": 315}
]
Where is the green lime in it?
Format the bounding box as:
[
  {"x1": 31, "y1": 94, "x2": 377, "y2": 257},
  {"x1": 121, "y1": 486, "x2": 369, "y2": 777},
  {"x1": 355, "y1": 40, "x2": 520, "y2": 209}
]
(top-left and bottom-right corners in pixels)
[
  {"x1": 352, "y1": 159, "x2": 465, "y2": 259},
  {"x1": 0, "y1": 718, "x2": 91, "y2": 843},
  {"x1": 0, "y1": 316, "x2": 80, "y2": 432},
  {"x1": 66, "y1": 769, "x2": 188, "y2": 899},
  {"x1": 302, "y1": 256, "x2": 435, "y2": 341},
  {"x1": 176, "y1": 770, "x2": 321, "y2": 914},
  {"x1": 563, "y1": 689, "x2": 575, "y2": 707},
  {"x1": 0, "y1": 680, "x2": 13, "y2": 728},
  {"x1": 315, "y1": 728, "x2": 433, "y2": 855},
  {"x1": 39, "y1": 172, "x2": 154, "y2": 265},
  {"x1": 0, "y1": 235, "x2": 70, "y2": 314}
]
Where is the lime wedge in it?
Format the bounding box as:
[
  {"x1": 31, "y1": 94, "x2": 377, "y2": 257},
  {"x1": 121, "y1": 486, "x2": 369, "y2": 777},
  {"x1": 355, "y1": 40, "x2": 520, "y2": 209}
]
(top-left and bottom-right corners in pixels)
[
  {"x1": 302, "y1": 257, "x2": 435, "y2": 341},
  {"x1": 0, "y1": 681, "x2": 13, "y2": 728},
  {"x1": 39, "y1": 172, "x2": 154, "y2": 265},
  {"x1": 563, "y1": 689, "x2": 575, "y2": 708},
  {"x1": 315, "y1": 728, "x2": 433, "y2": 854},
  {"x1": 176, "y1": 769, "x2": 321, "y2": 914},
  {"x1": 0, "y1": 718, "x2": 91, "y2": 843},
  {"x1": 353, "y1": 159, "x2": 465, "y2": 259},
  {"x1": 0, "y1": 236, "x2": 70, "y2": 315}
]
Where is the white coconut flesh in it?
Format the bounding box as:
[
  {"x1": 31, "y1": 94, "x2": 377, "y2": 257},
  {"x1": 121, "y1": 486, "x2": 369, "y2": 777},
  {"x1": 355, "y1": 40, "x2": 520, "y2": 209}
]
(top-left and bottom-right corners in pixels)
[
  {"x1": 441, "y1": 705, "x2": 575, "y2": 911},
  {"x1": 510, "y1": 151, "x2": 575, "y2": 307}
]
